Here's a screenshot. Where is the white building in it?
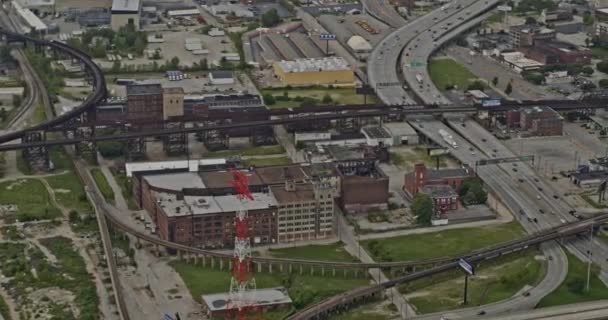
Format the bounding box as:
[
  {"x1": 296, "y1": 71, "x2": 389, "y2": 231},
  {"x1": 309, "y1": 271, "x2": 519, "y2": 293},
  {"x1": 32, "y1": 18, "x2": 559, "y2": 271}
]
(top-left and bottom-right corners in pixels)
[
  {"x1": 382, "y1": 122, "x2": 419, "y2": 145},
  {"x1": 500, "y1": 51, "x2": 543, "y2": 73},
  {"x1": 361, "y1": 127, "x2": 393, "y2": 147},
  {"x1": 11, "y1": 1, "x2": 47, "y2": 33},
  {"x1": 111, "y1": 0, "x2": 142, "y2": 31},
  {"x1": 15, "y1": 0, "x2": 54, "y2": 15},
  {"x1": 347, "y1": 35, "x2": 372, "y2": 61}
]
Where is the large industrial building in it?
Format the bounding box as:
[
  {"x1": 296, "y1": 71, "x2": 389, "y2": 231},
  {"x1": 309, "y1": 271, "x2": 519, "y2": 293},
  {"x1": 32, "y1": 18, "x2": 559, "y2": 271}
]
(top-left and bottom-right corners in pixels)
[
  {"x1": 520, "y1": 106, "x2": 563, "y2": 136},
  {"x1": 126, "y1": 84, "x2": 163, "y2": 121},
  {"x1": 272, "y1": 57, "x2": 355, "y2": 87},
  {"x1": 404, "y1": 163, "x2": 475, "y2": 209},
  {"x1": 130, "y1": 159, "x2": 388, "y2": 247},
  {"x1": 111, "y1": 0, "x2": 142, "y2": 30}
]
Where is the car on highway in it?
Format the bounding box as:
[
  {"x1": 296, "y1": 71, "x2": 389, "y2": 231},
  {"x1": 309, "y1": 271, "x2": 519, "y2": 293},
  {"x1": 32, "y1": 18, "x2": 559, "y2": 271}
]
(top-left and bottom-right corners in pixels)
[{"x1": 539, "y1": 209, "x2": 545, "y2": 214}]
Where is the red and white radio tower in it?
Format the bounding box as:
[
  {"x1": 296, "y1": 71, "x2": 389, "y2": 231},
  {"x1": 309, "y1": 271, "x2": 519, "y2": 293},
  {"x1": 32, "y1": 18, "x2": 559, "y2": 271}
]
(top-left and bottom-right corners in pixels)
[{"x1": 226, "y1": 169, "x2": 261, "y2": 320}]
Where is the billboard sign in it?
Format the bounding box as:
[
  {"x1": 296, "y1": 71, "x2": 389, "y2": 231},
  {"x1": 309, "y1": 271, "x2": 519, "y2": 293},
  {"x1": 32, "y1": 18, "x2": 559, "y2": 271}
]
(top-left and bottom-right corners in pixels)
[
  {"x1": 320, "y1": 33, "x2": 336, "y2": 40},
  {"x1": 429, "y1": 148, "x2": 449, "y2": 157},
  {"x1": 497, "y1": 5, "x2": 512, "y2": 11},
  {"x1": 481, "y1": 99, "x2": 501, "y2": 107},
  {"x1": 458, "y1": 258, "x2": 474, "y2": 275}
]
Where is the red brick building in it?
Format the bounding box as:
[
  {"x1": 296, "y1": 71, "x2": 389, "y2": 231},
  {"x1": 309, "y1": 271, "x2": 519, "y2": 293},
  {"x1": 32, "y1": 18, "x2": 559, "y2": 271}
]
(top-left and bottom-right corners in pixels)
[
  {"x1": 521, "y1": 40, "x2": 592, "y2": 65},
  {"x1": 520, "y1": 106, "x2": 563, "y2": 136},
  {"x1": 336, "y1": 160, "x2": 389, "y2": 213},
  {"x1": 126, "y1": 84, "x2": 163, "y2": 122},
  {"x1": 420, "y1": 185, "x2": 459, "y2": 213},
  {"x1": 404, "y1": 163, "x2": 474, "y2": 196}
]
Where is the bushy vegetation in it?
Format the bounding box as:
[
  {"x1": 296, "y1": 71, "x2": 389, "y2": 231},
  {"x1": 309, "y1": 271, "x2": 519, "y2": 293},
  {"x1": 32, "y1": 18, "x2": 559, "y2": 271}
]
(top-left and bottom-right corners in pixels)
[
  {"x1": 0, "y1": 179, "x2": 61, "y2": 222},
  {"x1": 411, "y1": 193, "x2": 433, "y2": 225},
  {"x1": 459, "y1": 177, "x2": 488, "y2": 205},
  {"x1": 67, "y1": 25, "x2": 147, "y2": 58}
]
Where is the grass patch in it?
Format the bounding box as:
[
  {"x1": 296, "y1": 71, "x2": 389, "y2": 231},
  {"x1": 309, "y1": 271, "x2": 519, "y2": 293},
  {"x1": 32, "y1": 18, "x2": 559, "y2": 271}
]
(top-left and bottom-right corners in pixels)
[
  {"x1": 428, "y1": 58, "x2": 479, "y2": 91},
  {"x1": 111, "y1": 170, "x2": 138, "y2": 210},
  {"x1": 592, "y1": 47, "x2": 608, "y2": 60},
  {"x1": 537, "y1": 251, "x2": 608, "y2": 307},
  {"x1": 90, "y1": 168, "x2": 115, "y2": 203},
  {"x1": 45, "y1": 172, "x2": 93, "y2": 214},
  {"x1": 1, "y1": 225, "x2": 24, "y2": 241},
  {"x1": 367, "y1": 209, "x2": 390, "y2": 223},
  {"x1": 581, "y1": 193, "x2": 608, "y2": 209},
  {"x1": 243, "y1": 156, "x2": 292, "y2": 167},
  {"x1": 49, "y1": 146, "x2": 72, "y2": 171},
  {"x1": 16, "y1": 151, "x2": 32, "y2": 175},
  {"x1": 0, "y1": 179, "x2": 61, "y2": 222},
  {"x1": 171, "y1": 261, "x2": 369, "y2": 310},
  {"x1": 408, "y1": 249, "x2": 545, "y2": 313},
  {"x1": 268, "y1": 242, "x2": 358, "y2": 262},
  {"x1": 206, "y1": 145, "x2": 285, "y2": 157},
  {"x1": 362, "y1": 222, "x2": 525, "y2": 262},
  {"x1": 30, "y1": 99, "x2": 46, "y2": 125},
  {"x1": 261, "y1": 88, "x2": 377, "y2": 109}
]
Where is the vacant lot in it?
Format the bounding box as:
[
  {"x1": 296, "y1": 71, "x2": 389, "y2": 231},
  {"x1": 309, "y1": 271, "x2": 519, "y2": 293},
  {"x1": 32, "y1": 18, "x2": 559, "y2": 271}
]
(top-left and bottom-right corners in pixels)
[
  {"x1": 429, "y1": 58, "x2": 479, "y2": 91},
  {"x1": 261, "y1": 88, "x2": 378, "y2": 109},
  {"x1": 362, "y1": 222, "x2": 525, "y2": 262},
  {"x1": 408, "y1": 249, "x2": 545, "y2": 313},
  {"x1": 0, "y1": 179, "x2": 61, "y2": 221},
  {"x1": 268, "y1": 242, "x2": 358, "y2": 262}
]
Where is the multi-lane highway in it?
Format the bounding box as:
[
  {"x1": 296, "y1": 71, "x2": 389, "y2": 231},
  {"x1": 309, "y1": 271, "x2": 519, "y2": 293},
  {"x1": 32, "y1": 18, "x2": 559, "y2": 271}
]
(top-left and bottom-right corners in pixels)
[
  {"x1": 362, "y1": 0, "x2": 406, "y2": 28},
  {"x1": 369, "y1": 0, "x2": 499, "y2": 105}
]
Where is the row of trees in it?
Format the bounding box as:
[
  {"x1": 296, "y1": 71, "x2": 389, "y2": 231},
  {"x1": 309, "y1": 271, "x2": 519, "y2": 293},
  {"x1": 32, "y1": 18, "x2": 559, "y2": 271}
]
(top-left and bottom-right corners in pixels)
[{"x1": 66, "y1": 25, "x2": 147, "y2": 59}]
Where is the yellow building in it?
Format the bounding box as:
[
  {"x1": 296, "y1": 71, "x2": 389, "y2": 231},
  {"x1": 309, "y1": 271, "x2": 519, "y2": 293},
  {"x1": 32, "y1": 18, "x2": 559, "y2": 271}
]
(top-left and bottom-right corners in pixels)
[{"x1": 272, "y1": 57, "x2": 355, "y2": 87}]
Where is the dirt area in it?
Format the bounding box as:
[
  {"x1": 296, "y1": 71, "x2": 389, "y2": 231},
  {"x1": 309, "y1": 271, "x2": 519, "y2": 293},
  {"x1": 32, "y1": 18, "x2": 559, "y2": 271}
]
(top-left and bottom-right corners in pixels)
[
  {"x1": 389, "y1": 145, "x2": 460, "y2": 172},
  {"x1": 28, "y1": 288, "x2": 78, "y2": 318}
]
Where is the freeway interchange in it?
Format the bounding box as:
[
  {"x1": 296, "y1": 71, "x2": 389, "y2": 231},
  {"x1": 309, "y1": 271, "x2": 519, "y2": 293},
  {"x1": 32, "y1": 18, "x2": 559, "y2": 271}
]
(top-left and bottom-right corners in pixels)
[{"x1": 368, "y1": 0, "x2": 499, "y2": 105}]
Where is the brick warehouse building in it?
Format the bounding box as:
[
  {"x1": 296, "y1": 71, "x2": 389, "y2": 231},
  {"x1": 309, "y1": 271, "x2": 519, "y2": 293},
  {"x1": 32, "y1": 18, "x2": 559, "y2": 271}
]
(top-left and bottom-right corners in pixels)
[
  {"x1": 126, "y1": 84, "x2": 163, "y2": 122},
  {"x1": 520, "y1": 106, "x2": 563, "y2": 136},
  {"x1": 404, "y1": 163, "x2": 475, "y2": 196},
  {"x1": 130, "y1": 161, "x2": 387, "y2": 247},
  {"x1": 337, "y1": 160, "x2": 389, "y2": 213}
]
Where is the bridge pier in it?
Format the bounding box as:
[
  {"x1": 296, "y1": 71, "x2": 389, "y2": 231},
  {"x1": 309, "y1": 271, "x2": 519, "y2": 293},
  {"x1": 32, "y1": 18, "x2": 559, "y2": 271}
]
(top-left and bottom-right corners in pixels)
[
  {"x1": 269, "y1": 263, "x2": 272, "y2": 274},
  {"x1": 23, "y1": 130, "x2": 50, "y2": 172},
  {"x1": 257, "y1": 262, "x2": 261, "y2": 273},
  {"x1": 211, "y1": 257, "x2": 215, "y2": 269},
  {"x1": 219, "y1": 258, "x2": 224, "y2": 270},
  {"x1": 249, "y1": 126, "x2": 275, "y2": 146},
  {"x1": 154, "y1": 244, "x2": 160, "y2": 257},
  {"x1": 163, "y1": 121, "x2": 188, "y2": 156},
  {"x1": 75, "y1": 126, "x2": 97, "y2": 164},
  {"x1": 300, "y1": 264, "x2": 303, "y2": 275}
]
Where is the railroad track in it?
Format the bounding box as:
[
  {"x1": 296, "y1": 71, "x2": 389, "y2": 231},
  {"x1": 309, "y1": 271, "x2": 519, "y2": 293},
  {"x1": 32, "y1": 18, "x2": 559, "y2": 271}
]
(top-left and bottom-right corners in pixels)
[{"x1": 287, "y1": 215, "x2": 608, "y2": 319}]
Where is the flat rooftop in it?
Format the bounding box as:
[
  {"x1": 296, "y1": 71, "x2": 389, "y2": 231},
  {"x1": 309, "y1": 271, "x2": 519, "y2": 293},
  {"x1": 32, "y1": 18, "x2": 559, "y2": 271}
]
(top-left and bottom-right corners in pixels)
[
  {"x1": 126, "y1": 83, "x2": 162, "y2": 96},
  {"x1": 255, "y1": 165, "x2": 307, "y2": 185},
  {"x1": 112, "y1": 0, "x2": 141, "y2": 12},
  {"x1": 270, "y1": 182, "x2": 315, "y2": 204},
  {"x1": 276, "y1": 57, "x2": 350, "y2": 73},
  {"x1": 362, "y1": 126, "x2": 391, "y2": 139},
  {"x1": 156, "y1": 192, "x2": 277, "y2": 217},
  {"x1": 144, "y1": 172, "x2": 205, "y2": 191},
  {"x1": 200, "y1": 170, "x2": 263, "y2": 189},
  {"x1": 202, "y1": 287, "x2": 292, "y2": 312}
]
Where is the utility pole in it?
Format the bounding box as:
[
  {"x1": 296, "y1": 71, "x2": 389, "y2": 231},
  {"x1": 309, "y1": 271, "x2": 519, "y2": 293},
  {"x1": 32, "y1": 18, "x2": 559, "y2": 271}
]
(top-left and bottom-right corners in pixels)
[{"x1": 586, "y1": 221, "x2": 593, "y2": 292}]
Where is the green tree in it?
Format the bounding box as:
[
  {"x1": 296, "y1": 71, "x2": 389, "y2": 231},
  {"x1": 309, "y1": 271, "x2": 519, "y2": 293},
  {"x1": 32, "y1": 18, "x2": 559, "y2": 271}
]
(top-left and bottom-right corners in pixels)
[
  {"x1": 411, "y1": 193, "x2": 434, "y2": 225},
  {"x1": 261, "y1": 9, "x2": 280, "y2": 27},
  {"x1": 459, "y1": 177, "x2": 488, "y2": 205},
  {"x1": 505, "y1": 82, "x2": 513, "y2": 95},
  {"x1": 583, "y1": 13, "x2": 594, "y2": 25},
  {"x1": 200, "y1": 58, "x2": 208, "y2": 71},
  {"x1": 467, "y1": 80, "x2": 485, "y2": 91},
  {"x1": 597, "y1": 60, "x2": 608, "y2": 74},
  {"x1": 68, "y1": 210, "x2": 80, "y2": 224},
  {"x1": 322, "y1": 94, "x2": 333, "y2": 104},
  {"x1": 12, "y1": 94, "x2": 21, "y2": 107},
  {"x1": 263, "y1": 94, "x2": 276, "y2": 105},
  {"x1": 170, "y1": 56, "x2": 180, "y2": 69},
  {"x1": 492, "y1": 76, "x2": 499, "y2": 86},
  {"x1": 599, "y1": 79, "x2": 608, "y2": 88},
  {"x1": 581, "y1": 66, "x2": 594, "y2": 76}
]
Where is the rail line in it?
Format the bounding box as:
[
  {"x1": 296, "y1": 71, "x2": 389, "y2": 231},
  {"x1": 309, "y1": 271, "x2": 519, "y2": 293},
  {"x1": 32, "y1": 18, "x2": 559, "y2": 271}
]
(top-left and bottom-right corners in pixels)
[{"x1": 288, "y1": 215, "x2": 608, "y2": 319}]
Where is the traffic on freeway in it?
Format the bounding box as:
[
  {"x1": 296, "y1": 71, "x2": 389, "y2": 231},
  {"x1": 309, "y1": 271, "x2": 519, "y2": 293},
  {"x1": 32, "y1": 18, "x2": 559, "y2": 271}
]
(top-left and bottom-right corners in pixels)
[{"x1": 369, "y1": 0, "x2": 499, "y2": 106}]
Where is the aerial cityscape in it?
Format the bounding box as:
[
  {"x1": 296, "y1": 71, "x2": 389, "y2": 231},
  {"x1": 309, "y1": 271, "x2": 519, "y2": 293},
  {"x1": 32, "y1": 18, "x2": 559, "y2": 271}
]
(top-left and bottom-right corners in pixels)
[{"x1": 1, "y1": 0, "x2": 608, "y2": 319}]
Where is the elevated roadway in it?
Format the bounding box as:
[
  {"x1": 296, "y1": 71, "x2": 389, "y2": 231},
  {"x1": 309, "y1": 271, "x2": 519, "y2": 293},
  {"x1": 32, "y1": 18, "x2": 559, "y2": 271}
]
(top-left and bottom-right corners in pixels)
[
  {"x1": 0, "y1": 29, "x2": 107, "y2": 144},
  {"x1": 362, "y1": 0, "x2": 406, "y2": 28},
  {"x1": 369, "y1": 0, "x2": 499, "y2": 105}
]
